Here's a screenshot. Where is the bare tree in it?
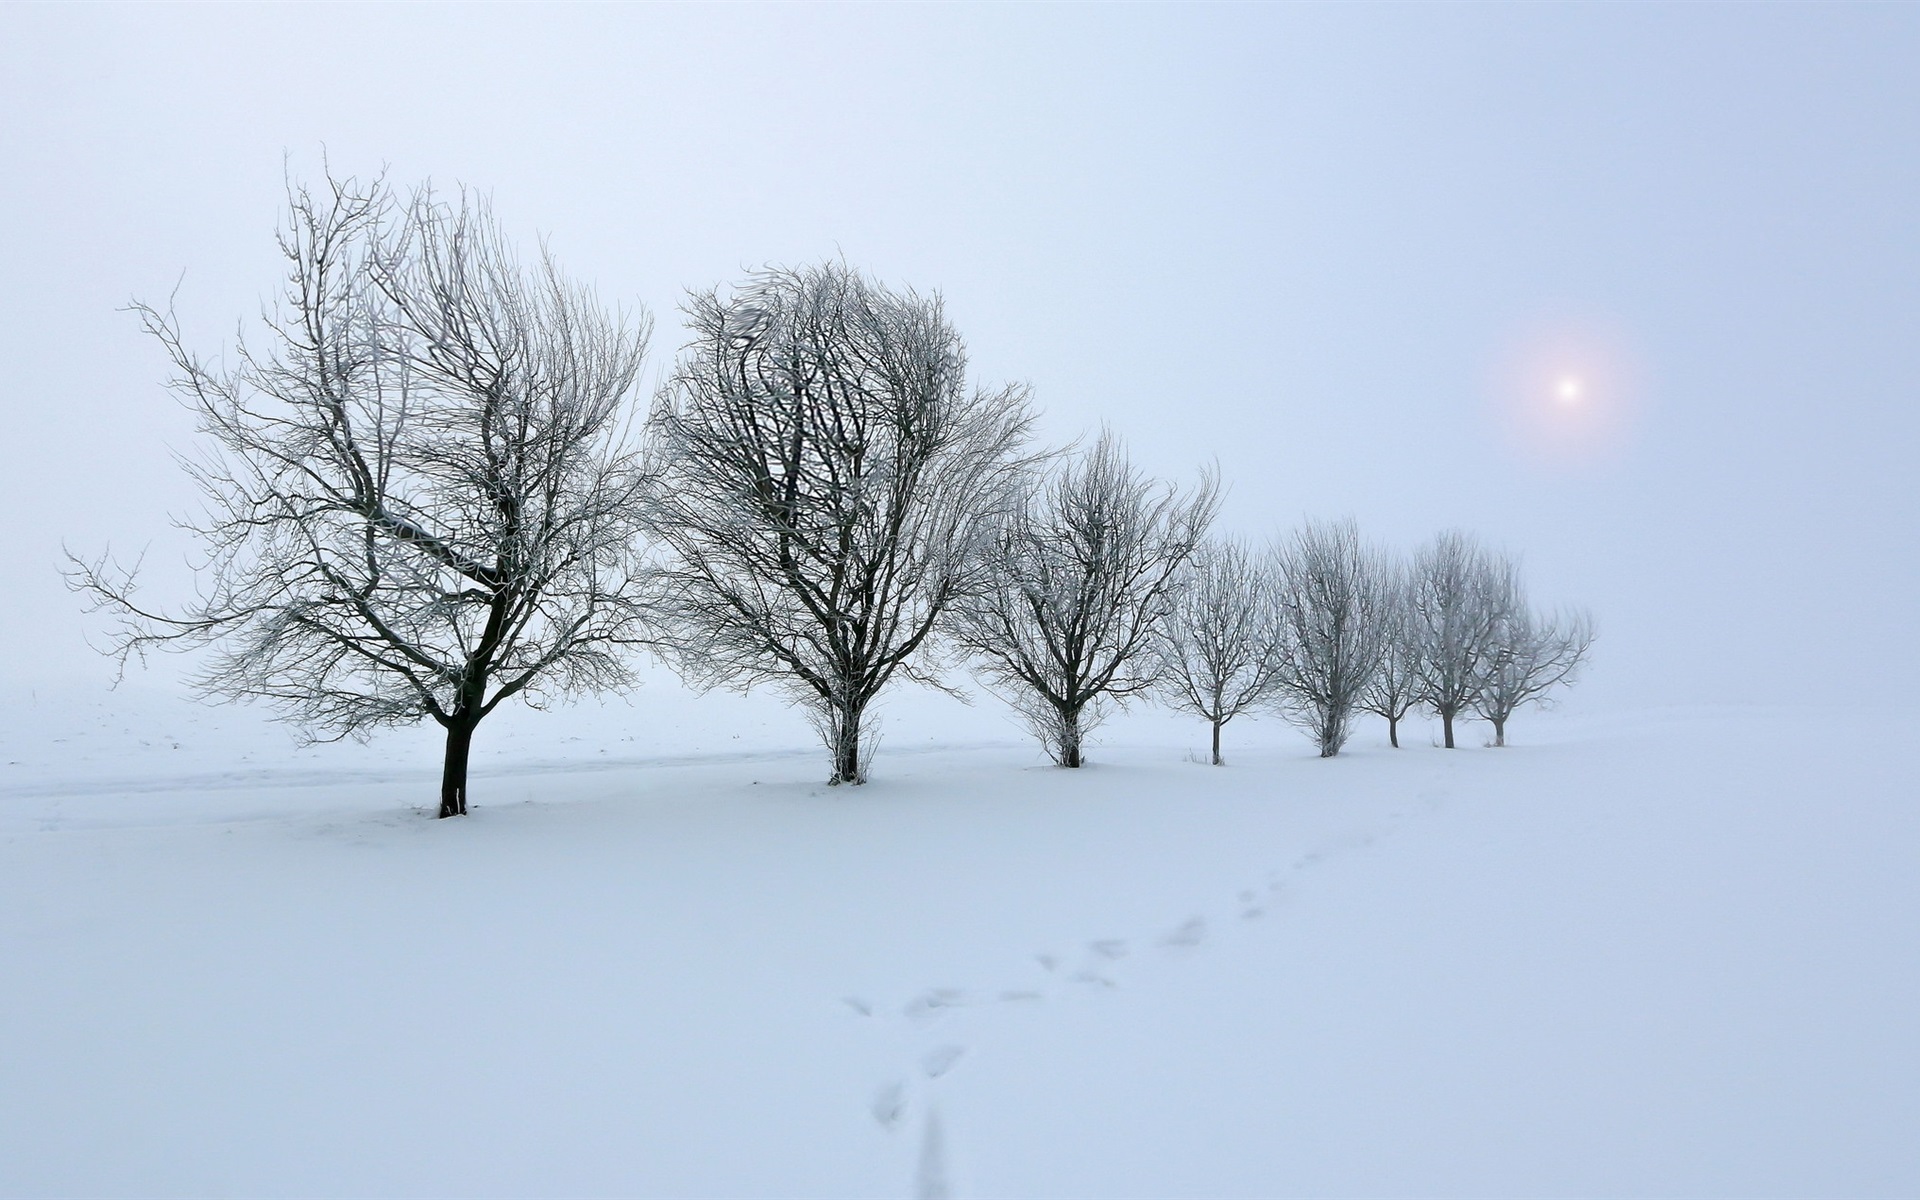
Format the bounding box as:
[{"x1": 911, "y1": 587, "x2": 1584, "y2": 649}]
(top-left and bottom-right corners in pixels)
[
  {"x1": 953, "y1": 433, "x2": 1219, "y2": 767},
  {"x1": 1408, "y1": 530, "x2": 1507, "y2": 749},
  {"x1": 1474, "y1": 599, "x2": 1596, "y2": 746},
  {"x1": 1360, "y1": 554, "x2": 1421, "y2": 748},
  {"x1": 643, "y1": 262, "x2": 1034, "y2": 785},
  {"x1": 1155, "y1": 537, "x2": 1286, "y2": 765},
  {"x1": 67, "y1": 173, "x2": 655, "y2": 818},
  {"x1": 1271, "y1": 518, "x2": 1388, "y2": 757}
]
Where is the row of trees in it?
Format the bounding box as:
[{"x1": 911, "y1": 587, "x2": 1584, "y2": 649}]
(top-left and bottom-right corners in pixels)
[
  {"x1": 1158, "y1": 523, "x2": 1594, "y2": 765},
  {"x1": 69, "y1": 174, "x2": 1591, "y2": 817}
]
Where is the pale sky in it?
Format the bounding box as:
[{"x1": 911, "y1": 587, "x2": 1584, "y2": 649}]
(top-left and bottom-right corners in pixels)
[{"x1": 3, "y1": 2, "x2": 1914, "y2": 711}]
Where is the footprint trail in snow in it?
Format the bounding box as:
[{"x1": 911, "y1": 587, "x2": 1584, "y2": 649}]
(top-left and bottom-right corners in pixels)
[{"x1": 845, "y1": 778, "x2": 1448, "y2": 1200}]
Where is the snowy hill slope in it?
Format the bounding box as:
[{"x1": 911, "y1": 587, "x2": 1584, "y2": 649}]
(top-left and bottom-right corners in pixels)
[{"x1": 1, "y1": 694, "x2": 1914, "y2": 1197}]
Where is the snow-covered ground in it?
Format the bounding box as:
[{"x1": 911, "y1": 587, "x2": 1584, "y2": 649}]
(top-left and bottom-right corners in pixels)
[{"x1": 1, "y1": 683, "x2": 1915, "y2": 1198}]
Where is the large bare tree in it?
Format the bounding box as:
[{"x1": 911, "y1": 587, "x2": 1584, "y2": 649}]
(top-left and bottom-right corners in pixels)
[
  {"x1": 1271, "y1": 518, "x2": 1389, "y2": 757},
  {"x1": 1408, "y1": 530, "x2": 1507, "y2": 749},
  {"x1": 1474, "y1": 600, "x2": 1595, "y2": 746},
  {"x1": 1359, "y1": 555, "x2": 1421, "y2": 748},
  {"x1": 68, "y1": 173, "x2": 655, "y2": 817},
  {"x1": 954, "y1": 433, "x2": 1219, "y2": 767},
  {"x1": 644, "y1": 262, "x2": 1034, "y2": 784},
  {"x1": 1155, "y1": 537, "x2": 1286, "y2": 765}
]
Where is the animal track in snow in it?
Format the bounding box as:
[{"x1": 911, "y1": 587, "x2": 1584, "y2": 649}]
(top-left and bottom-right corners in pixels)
[
  {"x1": 921, "y1": 1045, "x2": 965, "y2": 1078},
  {"x1": 853, "y1": 809, "x2": 1409, "y2": 1178},
  {"x1": 871, "y1": 1081, "x2": 906, "y2": 1129},
  {"x1": 904, "y1": 988, "x2": 969, "y2": 1020},
  {"x1": 1159, "y1": 916, "x2": 1206, "y2": 949}
]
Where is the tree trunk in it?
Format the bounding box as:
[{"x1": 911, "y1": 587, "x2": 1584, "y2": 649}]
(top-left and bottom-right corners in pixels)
[
  {"x1": 439, "y1": 715, "x2": 476, "y2": 818},
  {"x1": 1317, "y1": 709, "x2": 1341, "y2": 758},
  {"x1": 1059, "y1": 706, "x2": 1083, "y2": 768},
  {"x1": 1441, "y1": 709, "x2": 1455, "y2": 749},
  {"x1": 1211, "y1": 718, "x2": 1222, "y2": 766},
  {"x1": 833, "y1": 723, "x2": 861, "y2": 785},
  {"x1": 1491, "y1": 716, "x2": 1506, "y2": 747},
  {"x1": 1387, "y1": 713, "x2": 1400, "y2": 749},
  {"x1": 829, "y1": 700, "x2": 864, "y2": 785}
]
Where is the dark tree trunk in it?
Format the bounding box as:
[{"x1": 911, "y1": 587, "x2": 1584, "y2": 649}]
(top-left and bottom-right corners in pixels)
[
  {"x1": 439, "y1": 714, "x2": 476, "y2": 818},
  {"x1": 1059, "y1": 705, "x2": 1084, "y2": 768},
  {"x1": 1317, "y1": 711, "x2": 1340, "y2": 758},
  {"x1": 1387, "y1": 713, "x2": 1400, "y2": 749},
  {"x1": 1491, "y1": 716, "x2": 1506, "y2": 747},
  {"x1": 828, "y1": 698, "x2": 864, "y2": 785},
  {"x1": 1211, "y1": 718, "x2": 1222, "y2": 766},
  {"x1": 833, "y1": 721, "x2": 861, "y2": 785},
  {"x1": 1441, "y1": 709, "x2": 1456, "y2": 749},
  {"x1": 833, "y1": 736, "x2": 860, "y2": 784}
]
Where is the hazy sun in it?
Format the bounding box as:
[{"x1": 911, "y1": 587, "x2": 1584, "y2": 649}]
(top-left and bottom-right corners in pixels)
[{"x1": 1490, "y1": 321, "x2": 1641, "y2": 470}]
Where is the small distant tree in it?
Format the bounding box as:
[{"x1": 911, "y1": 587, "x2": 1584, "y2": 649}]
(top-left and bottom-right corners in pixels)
[
  {"x1": 954, "y1": 433, "x2": 1219, "y2": 767},
  {"x1": 1474, "y1": 601, "x2": 1595, "y2": 746},
  {"x1": 1360, "y1": 555, "x2": 1420, "y2": 748},
  {"x1": 644, "y1": 262, "x2": 1035, "y2": 785},
  {"x1": 67, "y1": 173, "x2": 656, "y2": 817},
  {"x1": 1156, "y1": 537, "x2": 1286, "y2": 765},
  {"x1": 1408, "y1": 530, "x2": 1506, "y2": 749},
  {"x1": 1271, "y1": 518, "x2": 1388, "y2": 757}
]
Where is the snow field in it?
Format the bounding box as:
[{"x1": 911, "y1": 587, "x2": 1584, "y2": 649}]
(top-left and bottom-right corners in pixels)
[{"x1": 1, "y1": 693, "x2": 1915, "y2": 1197}]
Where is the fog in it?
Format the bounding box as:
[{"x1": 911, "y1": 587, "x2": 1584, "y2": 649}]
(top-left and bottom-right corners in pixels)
[{"x1": 3, "y1": 3, "x2": 1914, "y2": 714}]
